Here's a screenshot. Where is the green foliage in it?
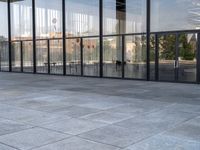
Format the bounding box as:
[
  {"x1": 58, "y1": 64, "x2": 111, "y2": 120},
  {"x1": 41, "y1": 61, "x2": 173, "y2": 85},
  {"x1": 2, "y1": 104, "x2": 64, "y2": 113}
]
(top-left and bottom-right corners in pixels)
[
  {"x1": 150, "y1": 36, "x2": 155, "y2": 61},
  {"x1": 160, "y1": 35, "x2": 176, "y2": 60},
  {"x1": 179, "y1": 34, "x2": 195, "y2": 60},
  {"x1": 160, "y1": 34, "x2": 195, "y2": 60}
]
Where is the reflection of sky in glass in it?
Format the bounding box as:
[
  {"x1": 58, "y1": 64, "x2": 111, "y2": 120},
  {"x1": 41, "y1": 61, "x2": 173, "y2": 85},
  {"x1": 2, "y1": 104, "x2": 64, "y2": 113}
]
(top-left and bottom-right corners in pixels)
[
  {"x1": 65, "y1": 0, "x2": 99, "y2": 36},
  {"x1": 0, "y1": 2, "x2": 8, "y2": 38},
  {"x1": 1, "y1": 0, "x2": 200, "y2": 38},
  {"x1": 151, "y1": 0, "x2": 200, "y2": 31},
  {"x1": 11, "y1": 0, "x2": 32, "y2": 40},
  {"x1": 35, "y1": 0, "x2": 62, "y2": 38}
]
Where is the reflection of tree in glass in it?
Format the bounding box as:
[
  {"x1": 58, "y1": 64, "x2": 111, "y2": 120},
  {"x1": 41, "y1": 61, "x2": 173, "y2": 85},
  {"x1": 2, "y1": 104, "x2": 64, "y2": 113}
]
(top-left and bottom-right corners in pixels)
[
  {"x1": 150, "y1": 35, "x2": 155, "y2": 61},
  {"x1": 159, "y1": 34, "x2": 195, "y2": 60},
  {"x1": 160, "y1": 34, "x2": 176, "y2": 60},
  {"x1": 179, "y1": 34, "x2": 195, "y2": 60}
]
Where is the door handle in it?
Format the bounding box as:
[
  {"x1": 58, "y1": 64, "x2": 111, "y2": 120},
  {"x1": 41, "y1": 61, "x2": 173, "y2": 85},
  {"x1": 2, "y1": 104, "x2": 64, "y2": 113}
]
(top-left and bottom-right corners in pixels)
[
  {"x1": 174, "y1": 60, "x2": 176, "y2": 68},
  {"x1": 174, "y1": 60, "x2": 179, "y2": 68},
  {"x1": 176, "y1": 60, "x2": 179, "y2": 68},
  {"x1": 173, "y1": 60, "x2": 179, "y2": 68}
]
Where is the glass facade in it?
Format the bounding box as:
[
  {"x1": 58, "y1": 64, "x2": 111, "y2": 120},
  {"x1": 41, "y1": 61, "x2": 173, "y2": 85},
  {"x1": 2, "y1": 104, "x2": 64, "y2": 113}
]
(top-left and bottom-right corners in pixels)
[
  {"x1": 103, "y1": 0, "x2": 146, "y2": 35},
  {"x1": 124, "y1": 35, "x2": 146, "y2": 79},
  {"x1": 0, "y1": 0, "x2": 9, "y2": 71},
  {"x1": 11, "y1": 41, "x2": 21, "y2": 72},
  {"x1": 0, "y1": 0, "x2": 200, "y2": 83},
  {"x1": 151, "y1": 0, "x2": 199, "y2": 82},
  {"x1": 10, "y1": 0, "x2": 33, "y2": 40},
  {"x1": 35, "y1": 0, "x2": 62, "y2": 39},
  {"x1": 83, "y1": 38, "x2": 100, "y2": 76},
  {"x1": 65, "y1": 0, "x2": 99, "y2": 37},
  {"x1": 151, "y1": 0, "x2": 200, "y2": 32},
  {"x1": 66, "y1": 38, "x2": 81, "y2": 75}
]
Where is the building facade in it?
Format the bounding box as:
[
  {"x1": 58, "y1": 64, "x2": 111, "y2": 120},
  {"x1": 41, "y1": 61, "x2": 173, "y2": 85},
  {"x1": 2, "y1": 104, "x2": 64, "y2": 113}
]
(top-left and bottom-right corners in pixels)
[{"x1": 0, "y1": 0, "x2": 200, "y2": 83}]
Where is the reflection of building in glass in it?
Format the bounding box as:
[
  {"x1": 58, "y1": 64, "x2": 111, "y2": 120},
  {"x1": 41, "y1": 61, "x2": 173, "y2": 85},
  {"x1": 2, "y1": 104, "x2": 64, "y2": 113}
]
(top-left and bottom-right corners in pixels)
[{"x1": 0, "y1": 0, "x2": 199, "y2": 83}]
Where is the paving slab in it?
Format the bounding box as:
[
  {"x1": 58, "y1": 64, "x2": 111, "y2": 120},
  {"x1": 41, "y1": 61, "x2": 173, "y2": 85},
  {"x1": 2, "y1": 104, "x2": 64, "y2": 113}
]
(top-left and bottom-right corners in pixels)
[
  {"x1": 81, "y1": 111, "x2": 133, "y2": 124},
  {"x1": 124, "y1": 134, "x2": 200, "y2": 150},
  {"x1": 0, "y1": 128, "x2": 70, "y2": 150},
  {"x1": 33, "y1": 137, "x2": 120, "y2": 150},
  {"x1": 115, "y1": 109, "x2": 198, "y2": 131},
  {"x1": 79, "y1": 125, "x2": 157, "y2": 148},
  {"x1": 166, "y1": 116, "x2": 200, "y2": 142},
  {"x1": 0, "y1": 118, "x2": 33, "y2": 136},
  {"x1": 0, "y1": 72, "x2": 200, "y2": 150},
  {"x1": 0, "y1": 143, "x2": 17, "y2": 150},
  {"x1": 55, "y1": 106, "x2": 101, "y2": 117},
  {"x1": 41, "y1": 118, "x2": 107, "y2": 135}
]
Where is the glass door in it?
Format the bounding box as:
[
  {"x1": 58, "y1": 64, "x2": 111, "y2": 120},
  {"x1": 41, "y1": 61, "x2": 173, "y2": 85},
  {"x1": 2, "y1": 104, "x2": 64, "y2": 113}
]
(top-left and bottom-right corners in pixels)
[
  {"x1": 177, "y1": 33, "x2": 197, "y2": 82},
  {"x1": 158, "y1": 34, "x2": 177, "y2": 81},
  {"x1": 83, "y1": 38, "x2": 100, "y2": 77},
  {"x1": 66, "y1": 38, "x2": 81, "y2": 75},
  {"x1": 158, "y1": 33, "x2": 197, "y2": 83}
]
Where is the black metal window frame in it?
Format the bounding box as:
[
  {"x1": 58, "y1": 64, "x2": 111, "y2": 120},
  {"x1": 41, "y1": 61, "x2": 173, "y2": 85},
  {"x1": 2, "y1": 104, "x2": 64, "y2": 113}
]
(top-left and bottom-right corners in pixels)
[{"x1": 2, "y1": 0, "x2": 200, "y2": 84}]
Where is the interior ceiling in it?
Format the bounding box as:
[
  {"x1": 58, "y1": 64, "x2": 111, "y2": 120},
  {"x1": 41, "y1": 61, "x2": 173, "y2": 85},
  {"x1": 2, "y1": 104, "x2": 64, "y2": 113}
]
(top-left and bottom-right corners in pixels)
[
  {"x1": 1, "y1": 0, "x2": 142, "y2": 14},
  {"x1": 116, "y1": 0, "x2": 126, "y2": 12}
]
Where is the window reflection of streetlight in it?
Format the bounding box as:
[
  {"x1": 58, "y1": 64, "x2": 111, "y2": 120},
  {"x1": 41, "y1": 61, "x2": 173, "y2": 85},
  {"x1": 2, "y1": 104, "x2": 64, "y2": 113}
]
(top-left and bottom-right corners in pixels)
[{"x1": 52, "y1": 18, "x2": 57, "y2": 38}]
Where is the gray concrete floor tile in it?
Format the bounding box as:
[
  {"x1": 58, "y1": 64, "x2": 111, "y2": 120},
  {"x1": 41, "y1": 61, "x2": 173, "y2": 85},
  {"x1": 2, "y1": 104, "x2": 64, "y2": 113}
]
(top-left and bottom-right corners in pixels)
[
  {"x1": 41, "y1": 118, "x2": 107, "y2": 135},
  {"x1": 54, "y1": 106, "x2": 101, "y2": 118},
  {"x1": 106, "y1": 101, "x2": 171, "y2": 116},
  {"x1": 77, "y1": 100, "x2": 126, "y2": 110},
  {"x1": 0, "y1": 118, "x2": 33, "y2": 136},
  {"x1": 0, "y1": 72, "x2": 200, "y2": 150},
  {"x1": 166, "y1": 117, "x2": 200, "y2": 142},
  {"x1": 115, "y1": 109, "x2": 198, "y2": 131},
  {"x1": 81, "y1": 111, "x2": 133, "y2": 124},
  {"x1": 33, "y1": 137, "x2": 120, "y2": 150},
  {"x1": 79, "y1": 125, "x2": 157, "y2": 148},
  {"x1": 0, "y1": 127, "x2": 70, "y2": 150},
  {"x1": 124, "y1": 134, "x2": 200, "y2": 150},
  {"x1": 0, "y1": 143, "x2": 17, "y2": 150},
  {"x1": 165, "y1": 103, "x2": 200, "y2": 114}
]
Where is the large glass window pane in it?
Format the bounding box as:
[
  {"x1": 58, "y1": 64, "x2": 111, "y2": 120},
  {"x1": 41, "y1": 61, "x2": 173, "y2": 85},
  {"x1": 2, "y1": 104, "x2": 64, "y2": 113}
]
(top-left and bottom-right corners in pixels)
[
  {"x1": 36, "y1": 40, "x2": 48, "y2": 73},
  {"x1": 178, "y1": 33, "x2": 197, "y2": 82},
  {"x1": 35, "y1": 0, "x2": 62, "y2": 39},
  {"x1": 103, "y1": 0, "x2": 146, "y2": 35},
  {"x1": 158, "y1": 34, "x2": 176, "y2": 81},
  {"x1": 0, "y1": 41, "x2": 9, "y2": 71},
  {"x1": 11, "y1": 42, "x2": 21, "y2": 72},
  {"x1": 124, "y1": 35, "x2": 146, "y2": 79},
  {"x1": 83, "y1": 38, "x2": 100, "y2": 76},
  {"x1": 50, "y1": 39, "x2": 63, "y2": 74},
  {"x1": 10, "y1": 0, "x2": 32, "y2": 40},
  {"x1": 0, "y1": 0, "x2": 9, "y2": 71},
  {"x1": 65, "y1": 0, "x2": 99, "y2": 37},
  {"x1": 150, "y1": 35, "x2": 156, "y2": 80},
  {"x1": 23, "y1": 41, "x2": 33, "y2": 73},
  {"x1": 151, "y1": 0, "x2": 200, "y2": 32},
  {"x1": 103, "y1": 36, "x2": 122, "y2": 78},
  {"x1": 0, "y1": 0, "x2": 8, "y2": 40},
  {"x1": 66, "y1": 38, "x2": 81, "y2": 75}
]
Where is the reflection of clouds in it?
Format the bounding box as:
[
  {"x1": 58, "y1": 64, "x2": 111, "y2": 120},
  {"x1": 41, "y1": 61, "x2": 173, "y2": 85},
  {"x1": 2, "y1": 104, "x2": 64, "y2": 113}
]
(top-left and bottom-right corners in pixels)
[
  {"x1": 176, "y1": 0, "x2": 200, "y2": 5},
  {"x1": 188, "y1": 0, "x2": 200, "y2": 28},
  {"x1": 151, "y1": 0, "x2": 200, "y2": 31}
]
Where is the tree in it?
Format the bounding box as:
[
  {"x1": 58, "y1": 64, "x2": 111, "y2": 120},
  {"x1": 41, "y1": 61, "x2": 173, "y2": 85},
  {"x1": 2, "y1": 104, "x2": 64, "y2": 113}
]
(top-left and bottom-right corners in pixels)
[
  {"x1": 159, "y1": 34, "x2": 195, "y2": 60},
  {"x1": 179, "y1": 34, "x2": 195, "y2": 60},
  {"x1": 160, "y1": 34, "x2": 176, "y2": 60}
]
